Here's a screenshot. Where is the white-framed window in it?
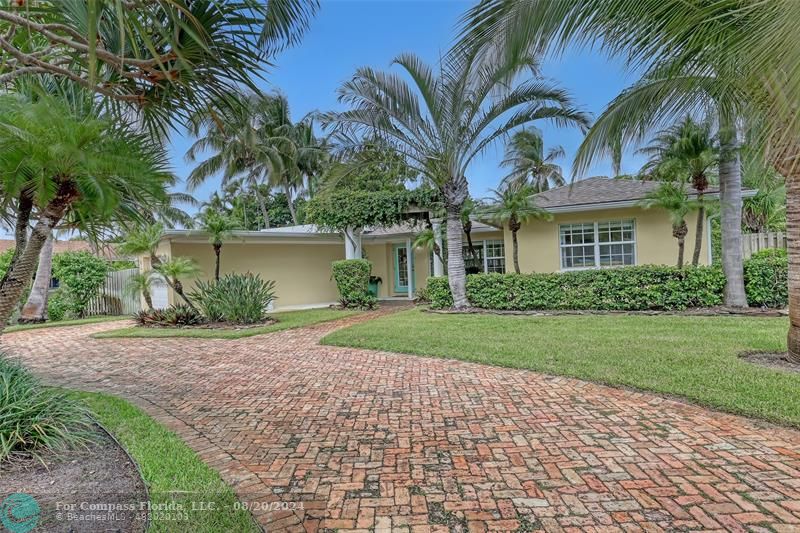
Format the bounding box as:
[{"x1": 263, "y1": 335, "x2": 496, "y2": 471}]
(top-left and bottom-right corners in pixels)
[
  {"x1": 560, "y1": 220, "x2": 635, "y2": 270},
  {"x1": 455, "y1": 239, "x2": 506, "y2": 273}
]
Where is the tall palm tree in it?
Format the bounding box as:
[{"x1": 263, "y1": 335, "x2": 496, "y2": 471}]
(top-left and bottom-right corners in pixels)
[
  {"x1": 501, "y1": 128, "x2": 566, "y2": 192},
  {"x1": 0, "y1": 94, "x2": 173, "y2": 332},
  {"x1": 639, "y1": 117, "x2": 718, "y2": 266},
  {"x1": 639, "y1": 182, "x2": 699, "y2": 268},
  {"x1": 459, "y1": 0, "x2": 799, "y2": 323},
  {"x1": 197, "y1": 212, "x2": 239, "y2": 281},
  {"x1": 481, "y1": 182, "x2": 551, "y2": 273},
  {"x1": 326, "y1": 47, "x2": 589, "y2": 307}
]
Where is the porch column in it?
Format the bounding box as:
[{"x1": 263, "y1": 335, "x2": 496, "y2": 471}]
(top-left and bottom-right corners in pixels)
[
  {"x1": 344, "y1": 226, "x2": 363, "y2": 259},
  {"x1": 406, "y1": 237, "x2": 413, "y2": 300},
  {"x1": 432, "y1": 219, "x2": 444, "y2": 276}
]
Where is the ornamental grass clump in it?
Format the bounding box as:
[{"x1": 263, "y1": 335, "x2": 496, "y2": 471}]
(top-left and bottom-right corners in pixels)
[{"x1": 0, "y1": 356, "x2": 93, "y2": 463}]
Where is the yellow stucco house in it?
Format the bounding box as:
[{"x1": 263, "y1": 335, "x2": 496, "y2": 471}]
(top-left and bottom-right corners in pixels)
[{"x1": 147, "y1": 178, "x2": 733, "y2": 310}]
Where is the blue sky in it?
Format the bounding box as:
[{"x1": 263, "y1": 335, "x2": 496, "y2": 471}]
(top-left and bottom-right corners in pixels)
[{"x1": 169, "y1": 0, "x2": 646, "y2": 207}]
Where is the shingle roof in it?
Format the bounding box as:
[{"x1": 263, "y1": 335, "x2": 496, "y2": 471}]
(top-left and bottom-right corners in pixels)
[{"x1": 532, "y1": 176, "x2": 721, "y2": 210}]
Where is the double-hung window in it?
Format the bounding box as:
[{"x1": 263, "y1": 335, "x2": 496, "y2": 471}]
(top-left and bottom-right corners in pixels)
[{"x1": 560, "y1": 220, "x2": 635, "y2": 270}]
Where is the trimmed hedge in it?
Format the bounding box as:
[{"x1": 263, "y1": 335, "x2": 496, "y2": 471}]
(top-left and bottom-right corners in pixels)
[
  {"x1": 332, "y1": 259, "x2": 377, "y2": 309},
  {"x1": 744, "y1": 249, "x2": 788, "y2": 307},
  {"x1": 427, "y1": 266, "x2": 727, "y2": 311}
]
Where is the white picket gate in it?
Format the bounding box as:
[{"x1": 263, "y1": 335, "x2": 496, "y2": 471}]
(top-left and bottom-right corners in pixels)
[
  {"x1": 741, "y1": 232, "x2": 787, "y2": 260},
  {"x1": 85, "y1": 268, "x2": 141, "y2": 316}
]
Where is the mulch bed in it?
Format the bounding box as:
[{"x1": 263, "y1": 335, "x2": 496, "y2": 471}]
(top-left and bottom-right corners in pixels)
[
  {"x1": 740, "y1": 351, "x2": 800, "y2": 373},
  {"x1": 0, "y1": 425, "x2": 148, "y2": 533},
  {"x1": 424, "y1": 306, "x2": 788, "y2": 317}
]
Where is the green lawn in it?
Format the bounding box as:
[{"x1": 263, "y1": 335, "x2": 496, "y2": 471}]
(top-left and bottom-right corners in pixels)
[
  {"x1": 93, "y1": 307, "x2": 358, "y2": 339},
  {"x1": 5, "y1": 315, "x2": 129, "y2": 333},
  {"x1": 72, "y1": 392, "x2": 260, "y2": 533},
  {"x1": 322, "y1": 309, "x2": 800, "y2": 427}
]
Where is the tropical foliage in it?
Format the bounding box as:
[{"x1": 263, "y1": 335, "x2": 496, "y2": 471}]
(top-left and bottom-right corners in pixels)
[
  {"x1": 326, "y1": 45, "x2": 589, "y2": 307},
  {"x1": 189, "y1": 274, "x2": 277, "y2": 324},
  {"x1": 331, "y1": 259, "x2": 377, "y2": 309},
  {"x1": 51, "y1": 251, "x2": 109, "y2": 319},
  {"x1": 480, "y1": 182, "x2": 551, "y2": 273},
  {"x1": 197, "y1": 211, "x2": 240, "y2": 281},
  {"x1": 459, "y1": 0, "x2": 800, "y2": 354},
  {"x1": 500, "y1": 128, "x2": 565, "y2": 192},
  {"x1": 639, "y1": 182, "x2": 699, "y2": 268},
  {"x1": 0, "y1": 94, "x2": 173, "y2": 331},
  {"x1": 0, "y1": 355, "x2": 92, "y2": 462}
]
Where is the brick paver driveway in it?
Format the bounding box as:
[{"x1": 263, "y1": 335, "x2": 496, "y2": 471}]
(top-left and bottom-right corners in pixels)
[{"x1": 4, "y1": 311, "x2": 800, "y2": 532}]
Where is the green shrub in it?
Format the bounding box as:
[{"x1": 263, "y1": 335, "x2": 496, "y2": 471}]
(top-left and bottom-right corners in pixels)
[
  {"x1": 744, "y1": 249, "x2": 788, "y2": 307},
  {"x1": 427, "y1": 265, "x2": 728, "y2": 311},
  {"x1": 52, "y1": 251, "x2": 109, "y2": 317},
  {"x1": 331, "y1": 259, "x2": 377, "y2": 309},
  {"x1": 134, "y1": 304, "x2": 204, "y2": 327},
  {"x1": 0, "y1": 248, "x2": 13, "y2": 279},
  {"x1": 189, "y1": 273, "x2": 277, "y2": 324},
  {"x1": 0, "y1": 355, "x2": 92, "y2": 462},
  {"x1": 46, "y1": 289, "x2": 70, "y2": 321}
]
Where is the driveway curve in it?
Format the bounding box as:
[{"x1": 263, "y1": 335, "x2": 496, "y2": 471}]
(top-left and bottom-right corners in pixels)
[{"x1": 3, "y1": 311, "x2": 800, "y2": 532}]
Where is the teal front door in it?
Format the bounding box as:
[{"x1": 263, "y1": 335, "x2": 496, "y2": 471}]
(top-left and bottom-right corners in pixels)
[{"x1": 393, "y1": 244, "x2": 414, "y2": 294}]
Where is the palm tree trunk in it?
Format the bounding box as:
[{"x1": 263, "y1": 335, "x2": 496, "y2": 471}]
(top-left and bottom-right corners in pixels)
[
  {"x1": 718, "y1": 116, "x2": 747, "y2": 307},
  {"x1": 171, "y1": 278, "x2": 197, "y2": 310},
  {"x1": 446, "y1": 207, "x2": 469, "y2": 308},
  {"x1": 677, "y1": 237, "x2": 685, "y2": 268},
  {"x1": 463, "y1": 220, "x2": 476, "y2": 258},
  {"x1": 691, "y1": 201, "x2": 704, "y2": 266},
  {"x1": 774, "y1": 136, "x2": 800, "y2": 362},
  {"x1": 284, "y1": 180, "x2": 298, "y2": 225},
  {"x1": 19, "y1": 233, "x2": 54, "y2": 323},
  {"x1": 251, "y1": 181, "x2": 270, "y2": 229},
  {"x1": 0, "y1": 193, "x2": 33, "y2": 293},
  {"x1": 0, "y1": 184, "x2": 76, "y2": 332},
  {"x1": 213, "y1": 243, "x2": 222, "y2": 281},
  {"x1": 512, "y1": 229, "x2": 521, "y2": 274},
  {"x1": 142, "y1": 288, "x2": 154, "y2": 311}
]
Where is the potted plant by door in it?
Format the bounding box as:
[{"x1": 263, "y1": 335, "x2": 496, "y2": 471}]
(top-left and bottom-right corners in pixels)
[{"x1": 368, "y1": 275, "x2": 382, "y2": 297}]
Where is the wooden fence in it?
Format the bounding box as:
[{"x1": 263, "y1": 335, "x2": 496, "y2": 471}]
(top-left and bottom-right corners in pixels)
[
  {"x1": 741, "y1": 231, "x2": 786, "y2": 260},
  {"x1": 85, "y1": 268, "x2": 141, "y2": 316}
]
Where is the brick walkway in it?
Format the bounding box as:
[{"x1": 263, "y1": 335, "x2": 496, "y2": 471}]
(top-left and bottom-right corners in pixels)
[{"x1": 3, "y1": 310, "x2": 800, "y2": 532}]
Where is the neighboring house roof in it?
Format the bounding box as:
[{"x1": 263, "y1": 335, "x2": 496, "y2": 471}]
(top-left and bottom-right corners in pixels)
[
  {"x1": 0, "y1": 239, "x2": 120, "y2": 259},
  {"x1": 531, "y1": 176, "x2": 752, "y2": 213}
]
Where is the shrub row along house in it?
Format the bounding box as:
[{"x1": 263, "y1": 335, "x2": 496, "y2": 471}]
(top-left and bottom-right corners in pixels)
[{"x1": 144, "y1": 178, "x2": 752, "y2": 310}]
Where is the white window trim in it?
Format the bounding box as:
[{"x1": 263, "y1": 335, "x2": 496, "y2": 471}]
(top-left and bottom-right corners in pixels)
[{"x1": 559, "y1": 219, "x2": 637, "y2": 271}]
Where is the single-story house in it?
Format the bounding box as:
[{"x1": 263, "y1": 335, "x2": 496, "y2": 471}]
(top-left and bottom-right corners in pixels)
[{"x1": 146, "y1": 177, "x2": 750, "y2": 310}]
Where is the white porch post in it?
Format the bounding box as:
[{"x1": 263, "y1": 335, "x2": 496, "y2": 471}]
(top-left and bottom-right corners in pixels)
[
  {"x1": 344, "y1": 226, "x2": 363, "y2": 259},
  {"x1": 432, "y1": 219, "x2": 444, "y2": 276},
  {"x1": 406, "y1": 237, "x2": 413, "y2": 300}
]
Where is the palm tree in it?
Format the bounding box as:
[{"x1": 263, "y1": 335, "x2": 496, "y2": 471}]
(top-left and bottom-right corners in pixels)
[
  {"x1": 501, "y1": 128, "x2": 566, "y2": 192},
  {"x1": 326, "y1": 47, "x2": 589, "y2": 307},
  {"x1": 0, "y1": 1, "x2": 319, "y2": 136},
  {"x1": 414, "y1": 228, "x2": 445, "y2": 267},
  {"x1": 0, "y1": 94, "x2": 173, "y2": 332},
  {"x1": 125, "y1": 272, "x2": 156, "y2": 312},
  {"x1": 639, "y1": 182, "x2": 699, "y2": 268},
  {"x1": 459, "y1": 0, "x2": 799, "y2": 322},
  {"x1": 198, "y1": 212, "x2": 239, "y2": 281},
  {"x1": 157, "y1": 258, "x2": 201, "y2": 310},
  {"x1": 481, "y1": 182, "x2": 552, "y2": 273},
  {"x1": 639, "y1": 117, "x2": 718, "y2": 266}
]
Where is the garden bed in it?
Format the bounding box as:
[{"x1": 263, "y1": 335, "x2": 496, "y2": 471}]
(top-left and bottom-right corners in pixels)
[
  {"x1": 139, "y1": 318, "x2": 277, "y2": 330},
  {"x1": 0, "y1": 425, "x2": 147, "y2": 533}
]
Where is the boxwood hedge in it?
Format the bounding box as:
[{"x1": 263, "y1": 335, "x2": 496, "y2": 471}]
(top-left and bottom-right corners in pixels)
[{"x1": 428, "y1": 257, "x2": 787, "y2": 311}]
